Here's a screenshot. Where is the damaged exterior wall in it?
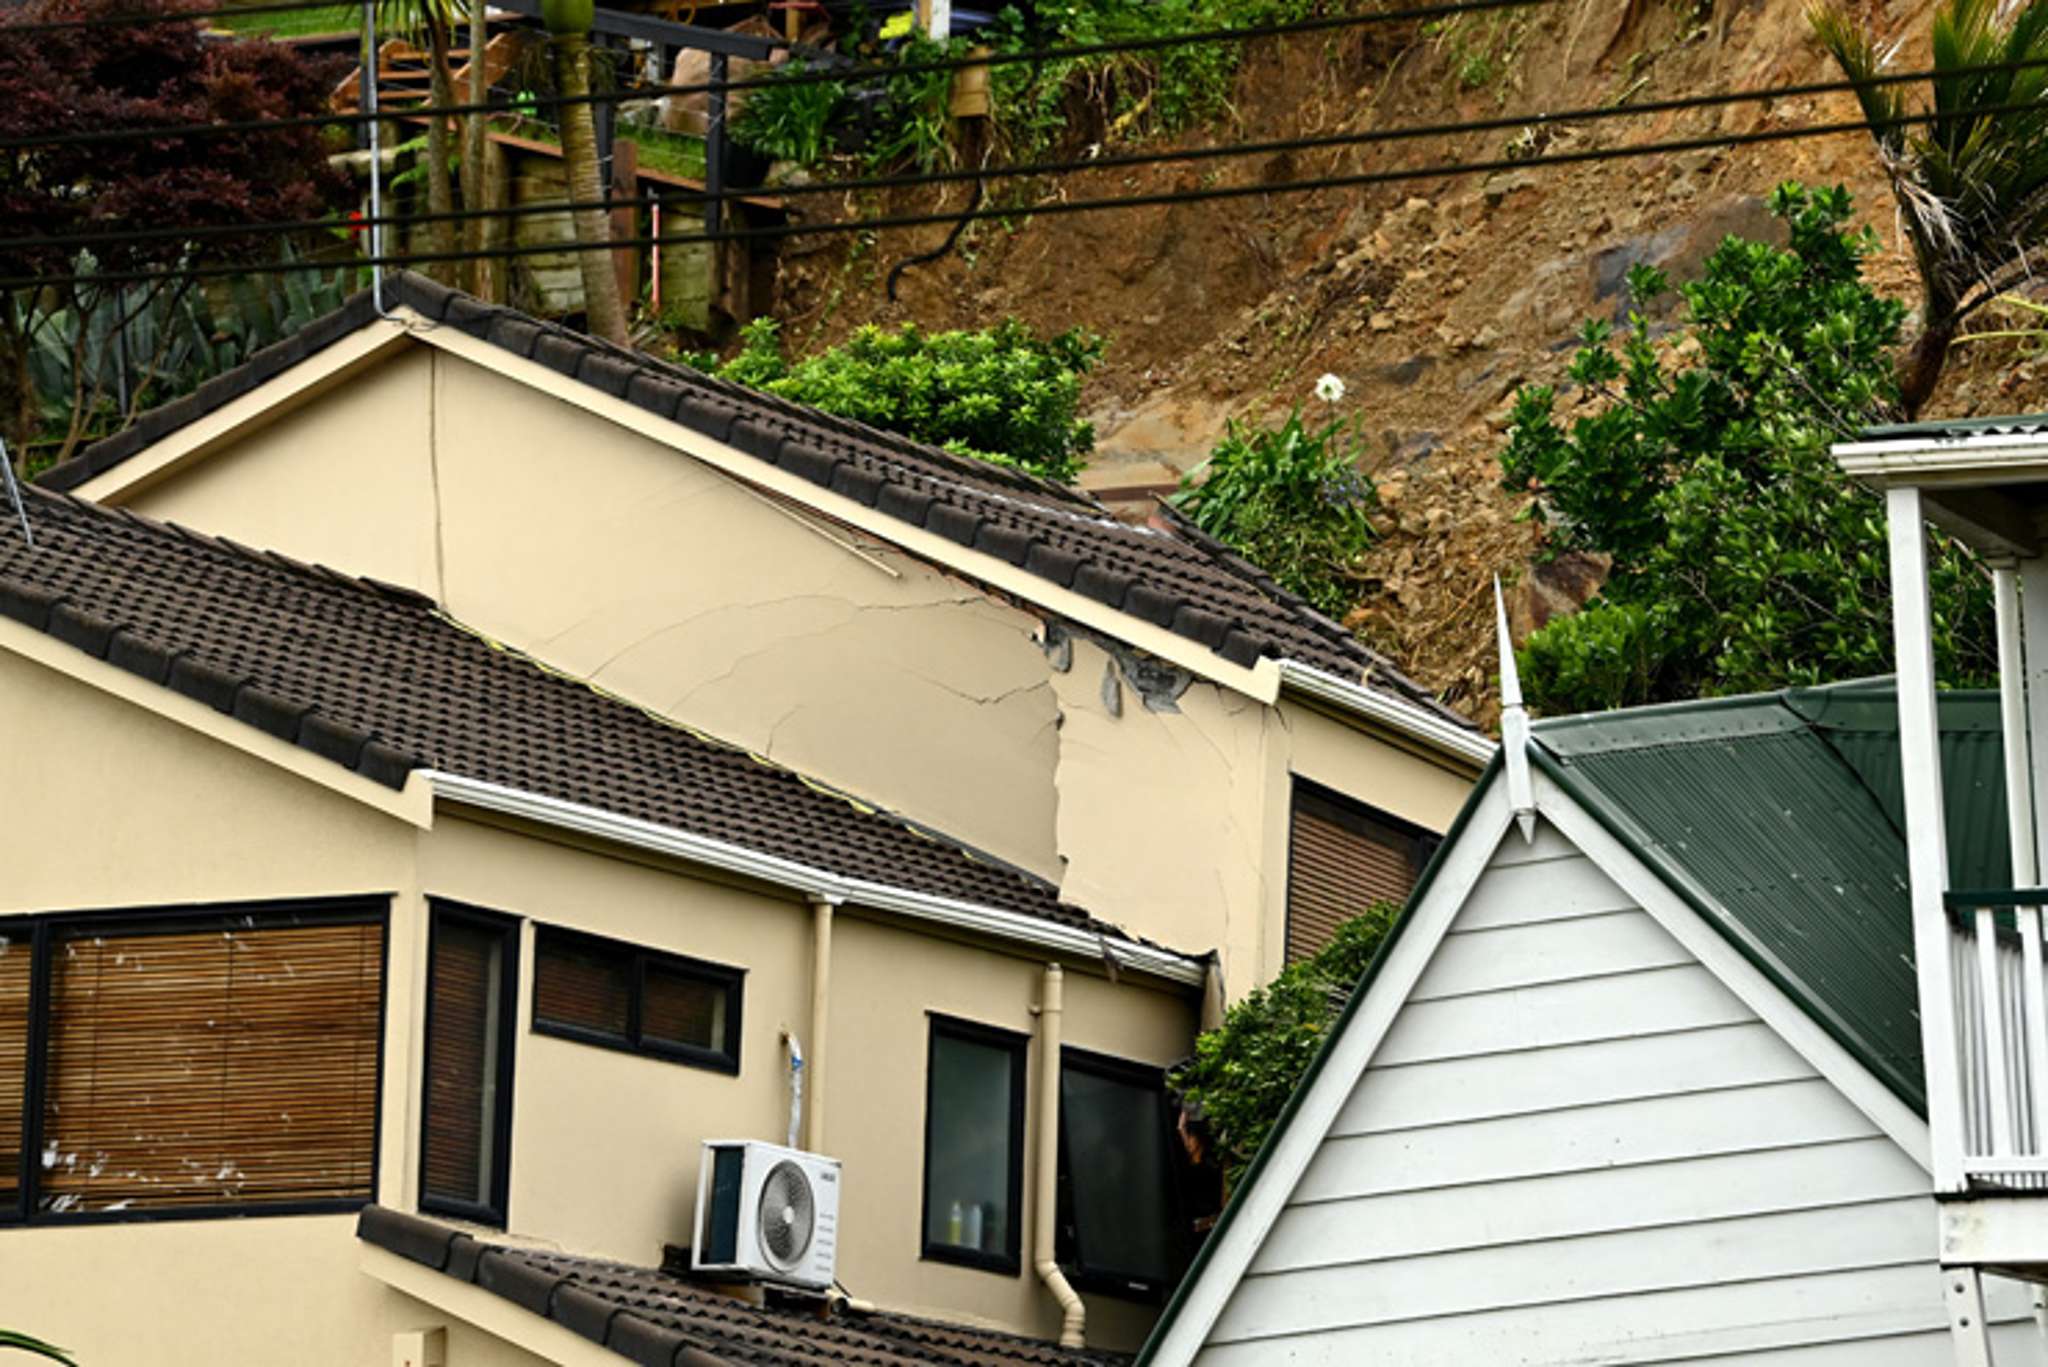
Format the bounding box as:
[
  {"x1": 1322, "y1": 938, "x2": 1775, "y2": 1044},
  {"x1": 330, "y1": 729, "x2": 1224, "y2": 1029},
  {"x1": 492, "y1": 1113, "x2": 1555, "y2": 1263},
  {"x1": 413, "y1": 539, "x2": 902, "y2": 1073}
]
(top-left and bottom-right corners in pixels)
[
  {"x1": 1051, "y1": 638, "x2": 1477, "y2": 1000},
  {"x1": 85, "y1": 341, "x2": 1480, "y2": 998},
  {"x1": 111, "y1": 346, "x2": 1065, "y2": 880}
]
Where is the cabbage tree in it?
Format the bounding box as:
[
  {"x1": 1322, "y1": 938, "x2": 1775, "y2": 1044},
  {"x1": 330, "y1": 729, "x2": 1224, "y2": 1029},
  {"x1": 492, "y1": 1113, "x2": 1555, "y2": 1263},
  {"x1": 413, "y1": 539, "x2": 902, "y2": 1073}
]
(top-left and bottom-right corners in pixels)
[{"x1": 1812, "y1": 0, "x2": 2048, "y2": 414}]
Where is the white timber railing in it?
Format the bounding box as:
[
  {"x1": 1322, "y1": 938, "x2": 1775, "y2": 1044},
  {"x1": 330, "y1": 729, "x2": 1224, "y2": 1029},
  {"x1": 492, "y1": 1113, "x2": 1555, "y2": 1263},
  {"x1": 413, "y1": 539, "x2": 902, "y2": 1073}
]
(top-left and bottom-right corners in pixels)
[{"x1": 1951, "y1": 905, "x2": 2048, "y2": 1186}]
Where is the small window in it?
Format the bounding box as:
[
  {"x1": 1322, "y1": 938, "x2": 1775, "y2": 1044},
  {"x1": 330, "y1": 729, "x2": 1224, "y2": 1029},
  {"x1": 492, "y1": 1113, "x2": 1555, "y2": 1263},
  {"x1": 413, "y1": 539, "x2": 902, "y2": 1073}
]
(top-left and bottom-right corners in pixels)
[
  {"x1": 1286, "y1": 780, "x2": 1438, "y2": 963},
  {"x1": 921, "y1": 1015, "x2": 1026, "y2": 1274},
  {"x1": 420, "y1": 904, "x2": 518, "y2": 1227},
  {"x1": 1057, "y1": 1049, "x2": 1179, "y2": 1300},
  {"x1": 532, "y1": 926, "x2": 741, "y2": 1074}
]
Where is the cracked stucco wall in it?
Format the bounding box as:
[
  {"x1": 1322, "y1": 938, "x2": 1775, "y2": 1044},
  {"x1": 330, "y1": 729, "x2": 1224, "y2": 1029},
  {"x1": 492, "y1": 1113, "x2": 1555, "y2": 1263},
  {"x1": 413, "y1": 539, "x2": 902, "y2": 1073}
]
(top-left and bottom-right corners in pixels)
[
  {"x1": 119, "y1": 347, "x2": 1065, "y2": 879},
  {"x1": 1051, "y1": 641, "x2": 1476, "y2": 1001},
  {"x1": 1052, "y1": 636, "x2": 1282, "y2": 996}
]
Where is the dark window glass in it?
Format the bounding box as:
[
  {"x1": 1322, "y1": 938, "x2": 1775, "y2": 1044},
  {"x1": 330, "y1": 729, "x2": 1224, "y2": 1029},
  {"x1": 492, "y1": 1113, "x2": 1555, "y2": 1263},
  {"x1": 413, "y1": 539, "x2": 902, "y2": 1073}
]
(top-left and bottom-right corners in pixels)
[
  {"x1": 1058, "y1": 1051, "x2": 1178, "y2": 1299},
  {"x1": 642, "y1": 961, "x2": 729, "y2": 1055},
  {"x1": 533, "y1": 934, "x2": 631, "y2": 1040},
  {"x1": 531, "y1": 927, "x2": 741, "y2": 1074},
  {"x1": 1286, "y1": 780, "x2": 1438, "y2": 963},
  {"x1": 420, "y1": 905, "x2": 517, "y2": 1226},
  {"x1": 922, "y1": 1016, "x2": 1025, "y2": 1274}
]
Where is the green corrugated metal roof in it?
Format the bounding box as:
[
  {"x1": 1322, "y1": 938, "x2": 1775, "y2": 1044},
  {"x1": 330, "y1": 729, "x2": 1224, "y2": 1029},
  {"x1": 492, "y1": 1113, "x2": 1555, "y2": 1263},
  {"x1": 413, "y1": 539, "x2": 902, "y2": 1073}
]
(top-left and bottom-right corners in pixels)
[
  {"x1": 1534, "y1": 679, "x2": 2007, "y2": 1114},
  {"x1": 1858, "y1": 414, "x2": 2048, "y2": 442}
]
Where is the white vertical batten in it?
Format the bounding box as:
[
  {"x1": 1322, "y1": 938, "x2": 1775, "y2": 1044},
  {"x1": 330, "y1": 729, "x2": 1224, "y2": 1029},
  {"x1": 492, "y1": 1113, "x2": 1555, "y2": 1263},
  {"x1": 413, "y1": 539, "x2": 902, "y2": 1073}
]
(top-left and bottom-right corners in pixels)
[
  {"x1": 1976, "y1": 905, "x2": 2014, "y2": 1156},
  {"x1": 1495, "y1": 577, "x2": 1536, "y2": 843},
  {"x1": 1996, "y1": 566, "x2": 2048, "y2": 1158},
  {"x1": 1887, "y1": 485, "x2": 1968, "y2": 1193}
]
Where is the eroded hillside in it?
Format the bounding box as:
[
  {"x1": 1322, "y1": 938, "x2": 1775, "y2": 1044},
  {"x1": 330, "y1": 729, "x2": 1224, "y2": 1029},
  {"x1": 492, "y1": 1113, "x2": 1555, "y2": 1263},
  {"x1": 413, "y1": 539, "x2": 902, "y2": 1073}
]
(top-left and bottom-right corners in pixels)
[{"x1": 762, "y1": 0, "x2": 2048, "y2": 723}]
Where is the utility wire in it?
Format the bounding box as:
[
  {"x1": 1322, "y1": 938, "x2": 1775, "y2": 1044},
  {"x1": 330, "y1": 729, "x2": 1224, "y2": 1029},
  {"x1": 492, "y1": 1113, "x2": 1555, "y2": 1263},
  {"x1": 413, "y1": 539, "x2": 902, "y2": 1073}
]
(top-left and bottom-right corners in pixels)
[
  {"x1": 0, "y1": 0, "x2": 1556, "y2": 151},
  {"x1": 9, "y1": 92, "x2": 2044, "y2": 292},
  {"x1": 3, "y1": 53, "x2": 2039, "y2": 262}
]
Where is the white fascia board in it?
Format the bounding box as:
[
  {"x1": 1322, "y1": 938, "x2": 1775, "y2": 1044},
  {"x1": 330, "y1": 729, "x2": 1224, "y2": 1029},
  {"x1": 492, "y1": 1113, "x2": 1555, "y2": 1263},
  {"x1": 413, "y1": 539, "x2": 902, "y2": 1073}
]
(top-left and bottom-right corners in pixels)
[
  {"x1": 422, "y1": 770, "x2": 1207, "y2": 987},
  {"x1": 1278, "y1": 659, "x2": 1494, "y2": 767},
  {"x1": 1834, "y1": 434, "x2": 2048, "y2": 485}
]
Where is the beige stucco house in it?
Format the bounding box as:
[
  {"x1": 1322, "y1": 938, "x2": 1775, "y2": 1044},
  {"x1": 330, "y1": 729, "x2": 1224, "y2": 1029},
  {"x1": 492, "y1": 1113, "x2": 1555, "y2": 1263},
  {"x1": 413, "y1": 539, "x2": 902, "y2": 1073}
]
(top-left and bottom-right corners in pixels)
[
  {"x1": 0, "y1": 487, "x2": 1205, "y2": 1363},
  {"x1": 37, "y1": 274, "x2": 1488, "y2": 1005}
]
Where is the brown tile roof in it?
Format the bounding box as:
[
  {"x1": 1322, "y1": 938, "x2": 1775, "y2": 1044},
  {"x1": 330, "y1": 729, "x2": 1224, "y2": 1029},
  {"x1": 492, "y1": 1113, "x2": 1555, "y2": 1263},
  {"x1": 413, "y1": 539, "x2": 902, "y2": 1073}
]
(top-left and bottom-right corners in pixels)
[
  {"x1": 37, "y1": 274, "x2": 1470, "y2": 731},
  {"x1": 0, "y1": 487, "x2": 1157, "y2": 942},
  {"x1": 358, "y1": 1206, "x2": 1130, "y2": 1367}
]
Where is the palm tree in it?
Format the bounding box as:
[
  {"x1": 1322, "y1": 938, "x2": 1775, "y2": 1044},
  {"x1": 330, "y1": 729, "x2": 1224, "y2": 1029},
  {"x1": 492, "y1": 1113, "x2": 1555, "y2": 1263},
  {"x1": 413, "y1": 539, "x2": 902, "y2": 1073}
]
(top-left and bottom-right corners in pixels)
[
  {"x1": 543, "y1": 0, "x2": 629, "y2": 345},
  {"x1": 1812, "y1": 0, "x2": 2048, "y2": 415},
  {"x1": 369, "y1": 0, "x2": 463, "y2": 284}
]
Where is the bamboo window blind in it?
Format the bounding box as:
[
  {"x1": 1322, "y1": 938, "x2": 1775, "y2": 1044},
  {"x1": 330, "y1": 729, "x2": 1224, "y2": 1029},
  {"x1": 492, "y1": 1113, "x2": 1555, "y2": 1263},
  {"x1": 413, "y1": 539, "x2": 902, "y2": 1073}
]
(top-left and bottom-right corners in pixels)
[
  {"x1": 531, "y1": 926, "x2": 739, "y2": 1071},
  {"x1": 532, "y1": 933, "x2": 631, "y2": 1040},
  {"x1": 0, "y1": 935, "x2": 26, "y2": 1211},
  {"x1": 1286, "y1": 786, "x2": 1432, "y2": 964},
  {"x1": 38, "y1": 920, "x2": 382, "y2": 1214},
  {"x1": 420, "y1": 918, "x2": 505, "y2": 1212}
]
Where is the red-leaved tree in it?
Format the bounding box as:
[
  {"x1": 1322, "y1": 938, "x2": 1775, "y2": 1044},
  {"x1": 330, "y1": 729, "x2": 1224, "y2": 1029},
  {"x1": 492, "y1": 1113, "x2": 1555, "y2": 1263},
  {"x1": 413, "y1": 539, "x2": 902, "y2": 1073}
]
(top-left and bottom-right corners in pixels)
[{"x1": 0, "y1": 0, "x2": 347, "y2": 464}]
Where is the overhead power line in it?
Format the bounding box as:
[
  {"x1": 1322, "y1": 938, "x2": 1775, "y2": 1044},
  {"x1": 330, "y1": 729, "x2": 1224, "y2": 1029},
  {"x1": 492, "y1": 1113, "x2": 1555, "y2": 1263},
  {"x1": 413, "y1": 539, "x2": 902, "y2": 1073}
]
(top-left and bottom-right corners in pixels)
[
  {"x1": 0, "y1": 0, "x2": 1555, "y2": 151},
  {"x1": 7, "y1": 92, "x2": 2042, "y2": 292},
  {"x1": 3, "y1": 53, "x2": 2038, "y2": 262}
]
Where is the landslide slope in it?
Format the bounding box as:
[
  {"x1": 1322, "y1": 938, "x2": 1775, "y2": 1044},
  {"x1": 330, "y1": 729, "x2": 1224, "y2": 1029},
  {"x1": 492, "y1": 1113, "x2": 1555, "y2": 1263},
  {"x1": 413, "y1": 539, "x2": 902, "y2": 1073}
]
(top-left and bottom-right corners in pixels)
[{"x1": 768, "y1": 0, "x2": 2047, "y2": 722}]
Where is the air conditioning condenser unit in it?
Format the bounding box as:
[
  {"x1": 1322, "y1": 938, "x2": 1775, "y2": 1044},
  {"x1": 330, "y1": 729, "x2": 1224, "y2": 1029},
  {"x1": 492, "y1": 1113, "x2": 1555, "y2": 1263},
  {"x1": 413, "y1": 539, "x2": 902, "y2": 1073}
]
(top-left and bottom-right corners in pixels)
[{"x1": 692, "y1": 1139, "x2": 840, "y2": 1291}]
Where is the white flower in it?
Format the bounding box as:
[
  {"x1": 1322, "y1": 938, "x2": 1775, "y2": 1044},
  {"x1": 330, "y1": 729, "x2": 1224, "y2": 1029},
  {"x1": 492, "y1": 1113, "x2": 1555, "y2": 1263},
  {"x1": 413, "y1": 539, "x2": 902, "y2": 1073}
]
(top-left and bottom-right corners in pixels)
[{"x1": 1314, "y1": 373, "x2": 1346, "y2": 404}]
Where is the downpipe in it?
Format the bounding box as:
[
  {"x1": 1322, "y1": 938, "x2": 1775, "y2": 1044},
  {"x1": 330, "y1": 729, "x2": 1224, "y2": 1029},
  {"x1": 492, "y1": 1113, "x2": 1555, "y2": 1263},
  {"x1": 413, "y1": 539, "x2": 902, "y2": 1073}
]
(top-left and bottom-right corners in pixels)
[{"x1": 1035, "y1": 963, "x2": 1085, "y2": 1349}]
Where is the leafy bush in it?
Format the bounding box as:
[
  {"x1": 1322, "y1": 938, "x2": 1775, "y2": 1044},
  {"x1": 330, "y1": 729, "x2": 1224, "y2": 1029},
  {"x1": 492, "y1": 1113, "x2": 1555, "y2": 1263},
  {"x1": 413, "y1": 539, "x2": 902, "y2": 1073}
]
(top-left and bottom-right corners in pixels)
[
  {"x1": 1171, "y1": 906, "x2": 1398, "y2": 1186},
  {"x1": 731, "y1": 61, "x2": 845, "y2": 167},
  {"x1": 1499, "y1": 183, "x2": 1996, "y2": 713},
  {"x1": 709, "y1": 316, "x2": 1103, "y2": 481},
  {"x1": 1172, "y1": 400, "x2": 1377, "y2": 619}
]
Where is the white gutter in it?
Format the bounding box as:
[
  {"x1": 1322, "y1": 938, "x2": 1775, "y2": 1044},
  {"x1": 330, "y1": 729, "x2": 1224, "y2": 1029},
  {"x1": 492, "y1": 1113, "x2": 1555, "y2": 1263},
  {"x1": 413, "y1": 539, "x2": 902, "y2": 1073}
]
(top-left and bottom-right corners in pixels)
[
  {"x1": 420, "y1": 770, "x2": 1208, "y2": 987},
  {"x1": 1277, "y1": 660, "x2": 1495, "y2": 767},
  {"x1": 1835, "y1": 432, "x2": 2048, "y2": 463}
]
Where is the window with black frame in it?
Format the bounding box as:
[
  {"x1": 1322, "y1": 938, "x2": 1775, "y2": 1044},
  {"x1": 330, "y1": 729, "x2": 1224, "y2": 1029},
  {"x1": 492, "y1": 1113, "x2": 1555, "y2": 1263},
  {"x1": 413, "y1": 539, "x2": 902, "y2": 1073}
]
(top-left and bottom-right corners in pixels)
[
  {"x1": 419, "y1": 903, "x2": 518, "y2": 1227},
  {"x1": 1057, "y1": 1048, "x2": 1180, "y2": 1300},
  {"x1": 0, "y1": 899, "x2": 387, "y2": 1223},
  {"x1": 530, "y1": 925, "x2": 742, "y2": 1073},
  {"x1": 921, "y1": 1015, "x2": 1026, "y2": 1274}
]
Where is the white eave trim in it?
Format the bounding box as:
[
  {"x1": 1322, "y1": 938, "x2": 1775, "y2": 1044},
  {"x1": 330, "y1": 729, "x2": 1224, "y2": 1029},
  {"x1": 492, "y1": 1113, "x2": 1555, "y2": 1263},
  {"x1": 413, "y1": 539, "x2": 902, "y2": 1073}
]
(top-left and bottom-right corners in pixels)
[
  {"x1": 1834, "y1": 433, "x2": 2048, "y2": 479},
  {"x1": 1278, "y1": 660, "x2": 1495, "y2": 767},
  {"x1": 422, "y1": 770, "x2": 1207, "y2": 987}
]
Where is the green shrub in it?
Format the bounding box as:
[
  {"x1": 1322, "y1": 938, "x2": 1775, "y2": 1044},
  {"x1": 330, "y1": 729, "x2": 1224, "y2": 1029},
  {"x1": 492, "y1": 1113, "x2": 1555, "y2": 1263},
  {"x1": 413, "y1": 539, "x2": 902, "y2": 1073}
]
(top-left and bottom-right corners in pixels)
[
  {"x1": 710, "y1": 316, "x2": 1103, "y2": 482},
  {"x1": 732, "y1": 62, "x2": 845, "y2": 167},
  {"x1": 1172, "y1": 398, "x2": 1377, "y2": 619},
  {"x1": 1171, "y1": 906, "x2": 1398, "y2": 1186},
  {"x1": 1499, "y1": 182, "x2": 1996, "y2": 713}
]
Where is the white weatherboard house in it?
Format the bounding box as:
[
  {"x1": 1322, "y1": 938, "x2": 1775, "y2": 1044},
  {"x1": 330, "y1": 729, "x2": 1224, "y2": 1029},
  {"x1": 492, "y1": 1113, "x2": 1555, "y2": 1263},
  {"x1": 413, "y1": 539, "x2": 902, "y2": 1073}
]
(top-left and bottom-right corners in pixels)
[{"x1": 1139, "y1": 656, "x2": 2047, "y2": 1364}]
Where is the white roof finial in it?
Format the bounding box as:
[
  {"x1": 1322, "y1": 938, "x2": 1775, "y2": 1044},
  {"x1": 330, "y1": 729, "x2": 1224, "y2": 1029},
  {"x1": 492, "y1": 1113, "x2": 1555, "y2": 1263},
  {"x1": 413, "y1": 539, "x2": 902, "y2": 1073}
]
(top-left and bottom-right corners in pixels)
[{"x1": 1496, "y1": 576, "x2": 1536, "y2": 843}]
